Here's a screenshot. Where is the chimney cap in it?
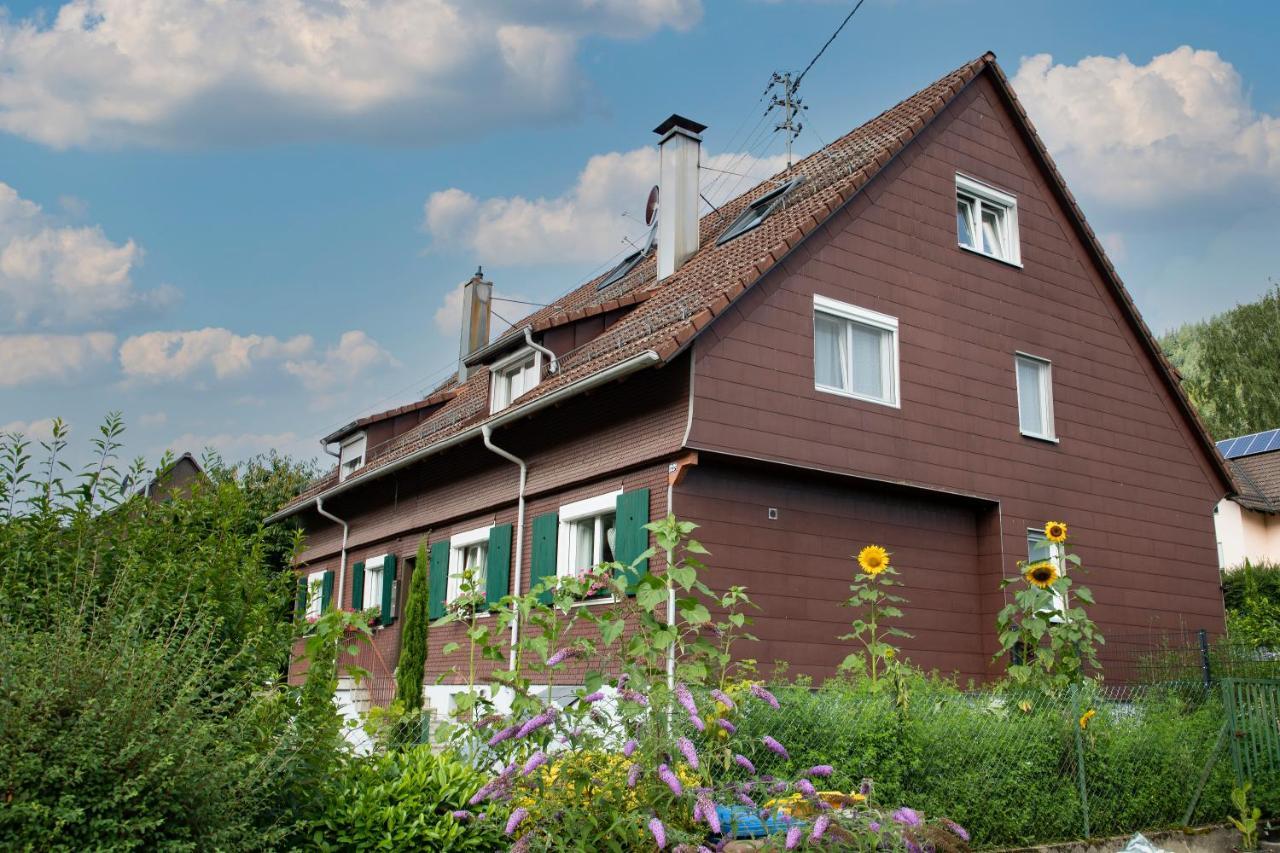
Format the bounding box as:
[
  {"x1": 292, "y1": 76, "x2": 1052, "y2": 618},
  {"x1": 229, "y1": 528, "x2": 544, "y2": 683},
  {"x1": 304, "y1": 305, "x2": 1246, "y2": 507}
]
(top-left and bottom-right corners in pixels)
[{"x1": 653, "y1": 114, "x2": 707, "y2": 138}]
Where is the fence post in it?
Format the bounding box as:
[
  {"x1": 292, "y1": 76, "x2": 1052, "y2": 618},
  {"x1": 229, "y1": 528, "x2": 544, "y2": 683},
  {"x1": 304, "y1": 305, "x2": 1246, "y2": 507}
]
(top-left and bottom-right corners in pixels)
[
  {"x1": 1073, "y1": 686, "x2": 1091, "y2": 839},
  {"x1": 1199, "y1": 629, "x2": 1212, "y2": 689}
]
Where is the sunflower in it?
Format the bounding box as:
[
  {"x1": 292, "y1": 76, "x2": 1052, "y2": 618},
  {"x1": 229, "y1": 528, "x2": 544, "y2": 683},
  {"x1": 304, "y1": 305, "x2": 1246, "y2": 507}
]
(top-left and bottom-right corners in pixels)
[
  {"x1": 1044, "y1": 520, "x2": 1068, "y2": 543},
  {"x1": 1079, "y1": 709, "x2": 1097, "y2": 730},
  {"x1": 857, "y1": 545, "x2": 890, "y2": 575},
  {"x1": 1023, "y1": 561, "x2": 1058, "y2": 589}
]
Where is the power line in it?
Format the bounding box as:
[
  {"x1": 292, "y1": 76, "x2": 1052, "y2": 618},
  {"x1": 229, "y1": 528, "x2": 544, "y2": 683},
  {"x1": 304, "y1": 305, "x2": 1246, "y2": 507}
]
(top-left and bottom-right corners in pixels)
[{"x1": 794, "y1": 0, "x2": 867, "y2": 89}]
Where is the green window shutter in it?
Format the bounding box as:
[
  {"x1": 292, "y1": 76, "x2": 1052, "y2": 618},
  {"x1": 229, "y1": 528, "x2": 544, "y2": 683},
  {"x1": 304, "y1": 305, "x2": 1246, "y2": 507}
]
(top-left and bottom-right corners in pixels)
[
  {"x1": 351, "y1": 561, "x2": 366, "y2": 611},
  {"x1": 321, "y1": 570, "x2": 335, "y2": 612},
  {"x1": 529, "y1": 512, "x2": 559, "y2": 604},
  {"x1": 614, "y1": 488, "x2": 651, "y2": 594},
  {"x1": 295, "y1": 575, "x2": 307, "y2": 616},
  {"x1": 428, "y1": 541, "x2": 450, "y2": 620},
  {"x1": 485, "y1": 524, "x2": 513, "y2": 611},
  {"x1": 381, "y1": 555, "x2": 398, "y2": 625}
]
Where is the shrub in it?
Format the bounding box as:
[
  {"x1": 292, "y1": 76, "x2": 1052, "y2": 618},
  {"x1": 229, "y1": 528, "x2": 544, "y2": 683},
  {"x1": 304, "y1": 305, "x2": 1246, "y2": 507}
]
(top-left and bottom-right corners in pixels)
[{"x1": 305, "y1": 747, "x2": 504, "y2": 851}]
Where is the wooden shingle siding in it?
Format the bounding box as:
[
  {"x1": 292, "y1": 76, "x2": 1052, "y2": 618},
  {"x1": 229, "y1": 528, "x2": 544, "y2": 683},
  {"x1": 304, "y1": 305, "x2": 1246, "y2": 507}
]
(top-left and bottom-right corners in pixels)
[{"x1": 687, "y1": 75, "x2": 1225, "y2": 645}]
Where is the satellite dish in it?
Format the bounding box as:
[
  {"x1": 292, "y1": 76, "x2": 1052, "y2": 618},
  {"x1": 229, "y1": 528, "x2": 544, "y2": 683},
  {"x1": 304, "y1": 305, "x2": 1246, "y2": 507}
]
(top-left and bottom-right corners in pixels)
[{"x1": 644, "y1": 185, "x2": 659, "y2": 226}]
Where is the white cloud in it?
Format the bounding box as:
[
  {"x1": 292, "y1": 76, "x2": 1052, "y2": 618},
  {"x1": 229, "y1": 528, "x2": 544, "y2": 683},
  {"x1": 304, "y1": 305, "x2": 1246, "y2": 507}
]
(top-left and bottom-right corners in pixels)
[
  {"x1": 0, "y1": 181, "x2": 158, "y2": 328},
  {"x1": 118, "y1": 327, "x2": 313, "y2": 382},
  {"x1": 0, "y1": 0, "x2": 701, "y2": 149},
  {"x1": 0, "y1": 332, "x2": 115, "y2": 387},
  {"x1": 0, "y1": 417, "x2": 63, "y2": 442},
  {"x1": 423, "y1": 147, "x2": 788, "y2": 265},
  {"x1": 138, "y1": 411, "x2": 167, "y2": 428},
  {"x1": 1012, "y1": 47, "x2": 1280, "y2": 206},
  {"x1": 284, "y1": 330, "x2": 398, "y2": 392}
]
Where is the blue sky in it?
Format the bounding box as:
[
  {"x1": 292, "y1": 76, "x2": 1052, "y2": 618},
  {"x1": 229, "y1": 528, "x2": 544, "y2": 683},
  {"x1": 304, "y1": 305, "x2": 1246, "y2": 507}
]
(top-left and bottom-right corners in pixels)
[{"x1": 2, "y1": 0, "x2": 1278, "y2": 471}]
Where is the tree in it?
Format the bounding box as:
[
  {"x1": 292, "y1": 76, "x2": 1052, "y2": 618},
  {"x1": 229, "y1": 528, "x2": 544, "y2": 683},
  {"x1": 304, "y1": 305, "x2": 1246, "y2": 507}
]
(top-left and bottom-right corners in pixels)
[{"x1": 394, "y1": 541, "x2": 432, "y2": 718}]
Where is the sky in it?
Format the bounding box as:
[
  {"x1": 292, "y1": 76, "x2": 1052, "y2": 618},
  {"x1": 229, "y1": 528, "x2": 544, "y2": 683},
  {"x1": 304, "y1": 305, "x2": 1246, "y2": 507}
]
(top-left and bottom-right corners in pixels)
[{"x1": 2, "y1": 0, "x2": 1278, "y2": 474}]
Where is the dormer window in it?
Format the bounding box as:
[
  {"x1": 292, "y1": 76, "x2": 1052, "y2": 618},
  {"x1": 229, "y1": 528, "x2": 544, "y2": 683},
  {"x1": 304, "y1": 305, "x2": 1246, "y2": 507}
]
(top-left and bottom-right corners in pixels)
[
  {"x1": 717, "y1": 177, "x2": 804, "y2": 245},
  {"x1": 338, "y1": 432, "x2": 367, "y2": 482},
  {"x1": 490, "y1": 348, "x2": 542, "y2": 413},
  {"x1": 956, "y1": 174, "x2": 1020, "y2": 265}
]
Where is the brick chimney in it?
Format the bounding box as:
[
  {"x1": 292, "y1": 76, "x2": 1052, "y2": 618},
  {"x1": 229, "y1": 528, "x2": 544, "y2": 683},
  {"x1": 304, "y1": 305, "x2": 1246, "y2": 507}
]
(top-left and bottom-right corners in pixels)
[
  {"x1": 653, "y1": 114, "x2": 706, "y2": 281},
  {"x1": 457, "y1": 268, "x2": 492, "y2": 383}
]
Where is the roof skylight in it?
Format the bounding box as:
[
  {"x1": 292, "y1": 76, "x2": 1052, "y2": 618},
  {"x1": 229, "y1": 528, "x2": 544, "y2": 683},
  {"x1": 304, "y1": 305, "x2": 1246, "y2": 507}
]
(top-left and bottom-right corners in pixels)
[{"x1": 716, "y1": 177, "x2": 805, "y2": 245}]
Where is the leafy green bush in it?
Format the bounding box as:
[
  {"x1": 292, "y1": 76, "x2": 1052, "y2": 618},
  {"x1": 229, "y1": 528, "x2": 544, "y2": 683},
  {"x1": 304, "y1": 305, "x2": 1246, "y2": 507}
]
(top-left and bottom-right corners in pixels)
[
  {"x1": 1224, "y1": 562, "x2": 1280, "y2": 651},
  {"x1": 305, "y1": 747, "x2": 504, "y2": 851}
]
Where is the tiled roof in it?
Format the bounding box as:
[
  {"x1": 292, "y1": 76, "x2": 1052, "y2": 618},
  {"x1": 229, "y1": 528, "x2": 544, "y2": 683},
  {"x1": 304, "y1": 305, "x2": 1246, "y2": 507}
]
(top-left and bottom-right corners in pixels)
[
  {"x1": 276, "y1": 51, "x2": 1234, "y2": 516},
  {"x1": 1230, "y1": 452, "x2": 1280, "y2": 513}
]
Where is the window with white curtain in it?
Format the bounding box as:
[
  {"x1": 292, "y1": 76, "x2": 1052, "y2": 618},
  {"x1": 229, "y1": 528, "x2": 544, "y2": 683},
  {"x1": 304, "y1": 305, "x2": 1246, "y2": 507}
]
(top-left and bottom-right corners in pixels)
[
  {"x1": 362, "y1": 555, "x2": 385, "y2": 613},
  {"x1": 557, "y1": 491, "x2": 620, "y2": 581},
  {"x1": 1015, "y1": 353, "x2": 1056, "y2": 441},
  {"x1": 813, "y1": 295, "x2": 899, "y2": 407},
  {"x1": 448, "y1": 526, "x2": 491, "y2": 605},
  {"x1": 491, "y1": 349, "x2": 542, "y2": 413},
  {"x1": 305, "y1": 570, "x2": 326, "y2": 619},
  {"x1": 956, "y1": 174, "x2": 1020, "y2": 265},
  {"x1": 338, "y1": 432, "x2": 367, "y2": 482}
]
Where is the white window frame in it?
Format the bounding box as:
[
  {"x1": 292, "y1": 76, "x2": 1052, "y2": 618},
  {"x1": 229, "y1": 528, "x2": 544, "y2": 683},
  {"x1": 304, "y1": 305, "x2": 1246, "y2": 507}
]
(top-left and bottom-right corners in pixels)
[
  {"x1": 557, "y1": 490, "x2": 622, "y2": 583},
  {"x1": 1027, "y1": 528, "x2": 1067, "y2": 619},
  {"x1": 448, "y1": 525, "x2": 492, "y2": 608},
  {"x1": 813, "y1": 294, "x2": 900, "y2": 408},
  {"x1": 490, "y1": 347, "x2": 543, "y2": 413},
  {"x1": 956, "y1": 173, "x2": 1021, "y2": 267},
  {"x1": 305, "y1": 569, "x2": 326, "y2": 619},
  {"x1": 338, "y1": 432, "x2": 367, "y2": 482},
  {"x1": 1014, "y1": 352, "x2": 1057, "y2": 442},
  {"x1": 362, "y1": 554, "x2": 386, "y2": 616}
]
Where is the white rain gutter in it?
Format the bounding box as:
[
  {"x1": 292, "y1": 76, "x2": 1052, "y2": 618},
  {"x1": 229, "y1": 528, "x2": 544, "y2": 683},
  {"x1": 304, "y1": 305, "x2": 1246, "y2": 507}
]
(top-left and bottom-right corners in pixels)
[
  {"x1": 481, "y1": 424, "x2": 527, "y2": 669},
  {"x1": 314, "y1": 496, "x2": 349, "y2": 610},
  {"x1": 266, "y1": 350, "x2": 661, "y2": 524},
  {"x1": 523, "y1": 327, "x2": 558, "y2": 374}
]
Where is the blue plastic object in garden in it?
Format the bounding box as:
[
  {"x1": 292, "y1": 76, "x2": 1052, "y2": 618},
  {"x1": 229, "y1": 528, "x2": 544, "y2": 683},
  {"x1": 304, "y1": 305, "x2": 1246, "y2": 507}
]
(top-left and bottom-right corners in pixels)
[{"x1": 716, "y1": 805, "x2": 798, "y2": 839}]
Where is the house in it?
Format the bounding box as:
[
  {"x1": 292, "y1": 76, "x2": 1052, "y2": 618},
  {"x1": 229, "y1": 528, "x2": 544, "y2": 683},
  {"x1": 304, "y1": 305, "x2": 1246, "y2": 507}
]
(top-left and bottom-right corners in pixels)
[
  {"x1": 1214, "y1": 429, "x2": 1280, "y2": 569},
  {"x1": 270, "y1": 52, "x2": 1236, "y2": 714},
  {"x1": 137, "y1": 452, "x2": 205, "y2": 502}
]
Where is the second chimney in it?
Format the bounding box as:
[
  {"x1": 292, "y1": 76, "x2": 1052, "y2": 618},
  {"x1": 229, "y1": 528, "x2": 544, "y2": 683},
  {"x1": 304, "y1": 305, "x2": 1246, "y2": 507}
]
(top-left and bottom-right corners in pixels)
[
  {"x1": 653, "y1": 114, "x2": 706, "y2": 281},
  {"x1": 457, "y1": 268, "x2": 492, "y2": 383}
]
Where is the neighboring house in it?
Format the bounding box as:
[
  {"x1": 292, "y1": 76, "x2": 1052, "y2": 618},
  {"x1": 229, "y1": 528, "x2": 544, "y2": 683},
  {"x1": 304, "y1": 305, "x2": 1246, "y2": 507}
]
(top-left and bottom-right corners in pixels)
[
  {"x1": 138, "y1": 452, "x2": 205, "y2": 502},
  {"x1": 271, "y1": 52, "x2": 1236, "y2": 711},
  {"x1": 1214, "y1": 429, "x2": 1280, "y2": 569}
]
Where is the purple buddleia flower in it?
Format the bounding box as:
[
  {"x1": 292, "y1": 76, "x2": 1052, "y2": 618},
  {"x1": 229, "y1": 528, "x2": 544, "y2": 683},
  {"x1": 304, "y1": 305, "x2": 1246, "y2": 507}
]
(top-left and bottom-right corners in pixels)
[
  {"x1": 944, "y1": 820, "x2": 970, "y2": 842},
  {"x1": 807, "y1": 765, "x2": 833, "y2": 778},
  {"x1": 717, "y1": 718, "x2": 737, "y2": 734},
  {"x1": 582, "y1": 691, "x2": 604, "y2": 703},
  {"x1": 677, "y1": 736, "x2": 700, "y2": 770},
  {"x1": 657, "y1": 763, "x2": 683, "y2": 796},
  {"x1": 622, "y1": 738, "x2": 638, "y2": 758},
  {"x1": 521, "y1": 751, "x2": 548, "y2": 777},
  {"x1": 737, "y1": 790, "x2": 757, "y2": 808},
  {"x1": 627, "y1": 763, "x2": 642, "y2": 788},
  {"x1": 892, "y1": 807, "x2": 921, "y2": 827},
  {"x1": 906, "y1": 840, "x2": 923, "y2": 853},
  {"x1": 692, "y1": 798, "x2": 704, "y2": 824},
  {"x1": 649, "y1": 817, "x2": 667, "y2": 849},
  {"x1": 698, "y1": 792, "x2": 721, "y2": 834},
  {"x1": 869, "y1": 822, "x2": 880, "y2": 832},
  {"x1": 468, "y1": 780, "x2": 497, "y2": 806},
  {"x1": 733, "y1": 754, "x2": 756, "y2": 774},
  {"x1": 762, "y1": 735, "x2": 789, "y2": 759},
  {"x1": 710, "y1": 688, "x2": 736, "y2": 710},
  {"x1": 510, "y1": 833, "x2": 532, "y2": 853},
  {"x1": 451, "y1": 810, "x2": 473, "y2": 821},
  {"x1": 505, "y1": 807, "x2": 529, "y2": 835},
  {"x1": 546, "y1": 647, "x2": 573, "y2": 667},
  {"x1": 811, "y1": 814, "x2": 831, "y2": 842},
  {"x1": 488, "y1": 723, "x2": 520, "y2": 747},
  {"x1": 769, "y1": 781, "x2": 787, "y2": 794},
  {"x1": 515, "y1": 708, "x2": 556, "y2": 738},
  {"x1": 689, "y1": 713, "x2": 705, "y2": 732},
  {"x1": 785, "y1": 824, "x2": 803, "y2": 849},
  {"x1": 859, "y1": 777, "x2": 874, "y2": 797},
  {"x1": 750, "y1": 684, "x2": 780, "y2": 710},
  {"x1": 620, "y1": 689, "x2": 649, "y2": 707},
  {"x1": 796, "y1": 778, "x2": 817, "y2": 798},
  {"x1": 675, "y1": 682, "x2": 699, "y2": 718}
]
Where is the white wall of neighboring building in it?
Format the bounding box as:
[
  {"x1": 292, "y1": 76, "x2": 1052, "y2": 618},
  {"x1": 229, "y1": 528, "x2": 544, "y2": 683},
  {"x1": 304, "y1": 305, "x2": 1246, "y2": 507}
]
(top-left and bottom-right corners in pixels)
[{"x1": 1215, "y1": 498, "x2": 1280, "y2": 569}]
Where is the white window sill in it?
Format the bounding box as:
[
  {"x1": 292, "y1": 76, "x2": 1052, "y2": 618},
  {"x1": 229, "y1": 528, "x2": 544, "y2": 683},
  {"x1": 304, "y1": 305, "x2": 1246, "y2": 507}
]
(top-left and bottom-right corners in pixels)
[
  {"x1": 570, "y1": 595, "x2": 617, "y2": 608},
  {"x1": 1020, "y1": 431, "x2": 1059, "y2": 444},
  {"x1": 959, "y1": 243, "x2": 1023, "y2": 269},
  {"x1": 815, "y1": 383, "x2": 900, "y2": 409}
]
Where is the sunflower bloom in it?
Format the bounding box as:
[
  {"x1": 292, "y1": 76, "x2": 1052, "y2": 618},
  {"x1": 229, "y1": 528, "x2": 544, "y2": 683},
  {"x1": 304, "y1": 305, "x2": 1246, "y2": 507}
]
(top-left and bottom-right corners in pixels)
[
  {"x1": 1079, "y1": 709, "x2": 1096, "y2": 729},
  {"x1": 1024, "y1": 561, "x2": 1058, "y2": 589},
  {"x1": 1045, "y1": 520, "x2": 1068, "y2": 543},
  {"x1": 857, "y1": 545, "x2": 890, "y2": 575}
]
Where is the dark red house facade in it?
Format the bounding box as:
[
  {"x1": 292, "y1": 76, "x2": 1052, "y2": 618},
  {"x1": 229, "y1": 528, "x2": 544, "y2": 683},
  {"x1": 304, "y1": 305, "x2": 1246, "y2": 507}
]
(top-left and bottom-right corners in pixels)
[{"x1": 272, "y1": 53, "x2": 1234, "y2": 708}]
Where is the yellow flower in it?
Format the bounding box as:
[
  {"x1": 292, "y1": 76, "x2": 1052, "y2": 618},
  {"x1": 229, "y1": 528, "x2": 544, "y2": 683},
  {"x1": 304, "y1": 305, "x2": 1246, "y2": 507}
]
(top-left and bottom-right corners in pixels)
[
  {"x1": 883, "y1": 648, "x2": 895, "y2": 661},
  {"x1": 857, "y1": 545, "x2": 890, "y2": 576},
  {"x1": 1017, "y1": 700, "x2": 1032, "y2": 713},
  {"x1": 1024, "y1": 561, "x2": 1058, "y2": 589},
  {"x1": 1044, "y1": 520, "x2": 1068, "y2": 543},
  {"x1": 1079, "y1": 709, "x2": 1096, "y2": 729}
]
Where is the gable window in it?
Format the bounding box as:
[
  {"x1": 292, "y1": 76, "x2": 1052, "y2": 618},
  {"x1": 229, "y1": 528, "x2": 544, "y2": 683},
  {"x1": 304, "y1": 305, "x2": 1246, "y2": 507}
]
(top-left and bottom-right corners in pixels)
[
  {"x1": 1015, "y1": 353, "x2": 1056, "y2": 441},
  {"x1": 339, "y1": 432, "x2": 367, "y2": 482},
  {"x1": 305, "y1": 570, "x2": 326, "y2": 619},
  {"x1": 956, "y1": 174, "x2": 1020, "y2": 265},
  {"x1": 1027, "y1": 528, "x2": 1066, "y2": 618},
  {"x1": 717, "y1": 177, "x2": 804, "y2": 245},
  {"x1": 448, "y1": 526, "x2": 491, "y2": 606},
  {"x1": 490, "y1": 349, "x2": 542, "y2": 413},
  {"x1": 813, "y1": 295, "x2": 899, "y2": 407},
  {"x1": 557, "y1": 491, "x2": 620, "y2": 581},
  {"x1": 362, "y1": 555, "x2": 386, "y2": 616}
]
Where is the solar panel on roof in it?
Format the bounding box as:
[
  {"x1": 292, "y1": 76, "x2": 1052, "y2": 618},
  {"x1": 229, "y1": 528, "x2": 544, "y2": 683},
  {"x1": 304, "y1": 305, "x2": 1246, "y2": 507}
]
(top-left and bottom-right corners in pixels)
[{"x1": 1217, "y1": 428, "x2": 1280, "y2": 459}]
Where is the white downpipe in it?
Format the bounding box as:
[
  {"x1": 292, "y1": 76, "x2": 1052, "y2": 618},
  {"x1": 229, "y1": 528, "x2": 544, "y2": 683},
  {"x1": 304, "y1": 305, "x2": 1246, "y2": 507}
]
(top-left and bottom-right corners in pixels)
[
  {"x1": 481, "y1": 424, "x2": 527, "y2": 670},
  {"x1": 522, "y1": 327, "x2": 558, "y2": 374},
  {"x1": 315, "y1": 496, "x2": 349, "y2": 611},
  {"x1": 666, "y1": 477, "x2": 676, "y2": 692}
]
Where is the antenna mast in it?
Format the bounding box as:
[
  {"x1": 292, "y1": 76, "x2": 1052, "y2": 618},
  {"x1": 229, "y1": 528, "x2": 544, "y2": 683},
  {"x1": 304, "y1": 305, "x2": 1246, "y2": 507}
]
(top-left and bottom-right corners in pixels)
[{"x1": 767, "y1": 72, "x2": 804, "y2": 170}]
